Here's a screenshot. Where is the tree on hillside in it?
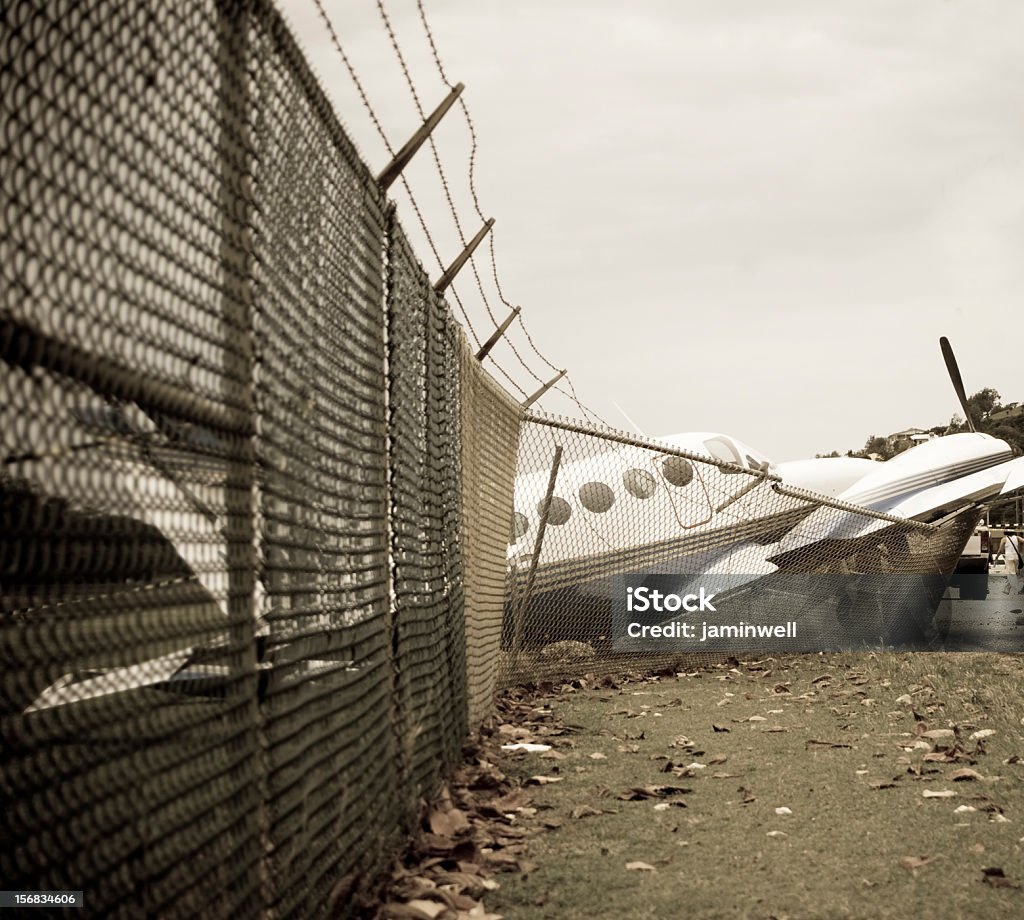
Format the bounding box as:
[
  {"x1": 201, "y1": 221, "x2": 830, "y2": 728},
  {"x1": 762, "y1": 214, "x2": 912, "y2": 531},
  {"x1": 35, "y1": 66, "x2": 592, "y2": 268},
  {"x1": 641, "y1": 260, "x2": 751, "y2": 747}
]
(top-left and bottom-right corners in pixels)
[
  {"x1": 987, "y1": 420, "x2": 1024, "y2": 456},
  {"x1": 946, "y1": 413, "x2": 966, "y2": 434},
  {"x1": 824, "y1": 387, "x2": 1023, "y2": 458},
  {"x1": 850, "y1": 435, "x2": 892, "y2": 461},
  {"x1": 968, "y1": 387, "x2": 1002, "y2": 421},
  {"x1": 940, "y1": 389, "x2": 1022, "y2": 456}
]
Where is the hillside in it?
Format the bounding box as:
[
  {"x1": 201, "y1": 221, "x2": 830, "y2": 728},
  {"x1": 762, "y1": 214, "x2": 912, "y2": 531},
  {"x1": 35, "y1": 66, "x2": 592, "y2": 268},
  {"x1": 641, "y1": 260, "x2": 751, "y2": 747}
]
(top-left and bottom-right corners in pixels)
[{"x1": 819, "y1": 389, "x2": 1024, "y2": 460}]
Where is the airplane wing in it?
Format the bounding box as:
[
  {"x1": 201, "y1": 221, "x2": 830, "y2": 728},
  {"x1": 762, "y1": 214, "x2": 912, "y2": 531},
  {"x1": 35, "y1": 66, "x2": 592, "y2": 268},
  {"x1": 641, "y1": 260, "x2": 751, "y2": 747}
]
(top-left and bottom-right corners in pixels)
[
  {"x1": 1000, "y1": 458, "x2": 1024, "y2": 496},
  {"x1": 24, "y1": 647, "x2": 196, "y2": 712}
]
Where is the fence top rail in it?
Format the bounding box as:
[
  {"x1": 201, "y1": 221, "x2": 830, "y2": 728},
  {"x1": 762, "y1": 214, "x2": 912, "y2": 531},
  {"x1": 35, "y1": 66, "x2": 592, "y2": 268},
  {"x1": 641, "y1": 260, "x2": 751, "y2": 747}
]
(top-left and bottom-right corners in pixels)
[
  {"x1": 770, "y1": 483, "x2": 937, "y2": 532},
  {"x1": 524, "y1": 410, "x2": 939, "y2": 533},
  {"x1": 523, "y1": 411, "x2": 781, "y2": 479}
]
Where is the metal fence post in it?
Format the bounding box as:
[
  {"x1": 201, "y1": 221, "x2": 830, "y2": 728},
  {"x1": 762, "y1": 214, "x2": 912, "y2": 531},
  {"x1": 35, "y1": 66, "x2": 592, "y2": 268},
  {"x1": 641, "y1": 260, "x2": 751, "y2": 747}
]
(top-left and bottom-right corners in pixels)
[
  {"x1": 216, "y1": 0, "x2": 264, "y2": 913},
  {"x1": 512, "y1": 445, "x2": 562, "y2": 654}
]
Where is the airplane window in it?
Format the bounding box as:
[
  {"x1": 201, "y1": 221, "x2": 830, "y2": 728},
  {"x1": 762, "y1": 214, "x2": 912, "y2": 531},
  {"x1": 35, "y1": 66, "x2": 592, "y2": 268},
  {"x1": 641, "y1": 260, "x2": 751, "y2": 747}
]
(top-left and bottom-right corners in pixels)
[
  {"x1": 579, "y1": 481, "x2": 615, "y2": 513},
  {"x1": 661, "y1": 456, "x2": 694, "y2": 487},
  {"x1": 538, "y1": 496, "x2": 571, "y2": 525},
  {"x1": 704, "y1": 437, "x2": 744, "y2": 473},
  {"x1": 623, "y1": 468, "x2": 657, "y2": 499},
  {"x1": 512, "y1": 512, "x2": 529, "y2": 541}
]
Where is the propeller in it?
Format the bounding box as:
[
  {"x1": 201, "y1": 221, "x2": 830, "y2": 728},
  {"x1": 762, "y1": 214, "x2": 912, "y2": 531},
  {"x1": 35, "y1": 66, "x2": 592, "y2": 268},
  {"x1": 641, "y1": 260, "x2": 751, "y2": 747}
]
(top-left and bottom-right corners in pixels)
[{"x1": 939, "y1": 336, "x2": 976, "y2": 432}]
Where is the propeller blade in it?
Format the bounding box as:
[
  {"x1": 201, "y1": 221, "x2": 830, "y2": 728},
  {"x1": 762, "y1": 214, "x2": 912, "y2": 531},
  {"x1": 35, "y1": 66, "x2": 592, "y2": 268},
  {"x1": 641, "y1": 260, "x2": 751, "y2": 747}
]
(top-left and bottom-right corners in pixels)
[{"x1": 939, "y1": 336, "x2": 976, "y2": 432}]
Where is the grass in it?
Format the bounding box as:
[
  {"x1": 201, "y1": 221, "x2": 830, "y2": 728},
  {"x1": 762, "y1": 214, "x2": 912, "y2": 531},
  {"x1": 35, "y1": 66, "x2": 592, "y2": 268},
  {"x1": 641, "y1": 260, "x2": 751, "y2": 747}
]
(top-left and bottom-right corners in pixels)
[{"x1": 487, "y1": 652, "x2": 1024, "y2": 919}]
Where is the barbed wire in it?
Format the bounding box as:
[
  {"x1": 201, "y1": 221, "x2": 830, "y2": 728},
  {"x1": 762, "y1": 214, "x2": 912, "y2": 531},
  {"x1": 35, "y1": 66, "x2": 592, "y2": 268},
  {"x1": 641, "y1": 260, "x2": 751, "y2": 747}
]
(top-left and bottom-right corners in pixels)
[
  {"x1": 312, "y1": 0, "x2": 487, "y2": 352},
  {"x1": 374, "y1": 0, "x2": 570, "y2": 400},
  {"x1": 314, "y1": 0, "x2": 609, "y2": 422},
  {"x1": 411, "y1": 0, "x2": 612, "y2": 427}
]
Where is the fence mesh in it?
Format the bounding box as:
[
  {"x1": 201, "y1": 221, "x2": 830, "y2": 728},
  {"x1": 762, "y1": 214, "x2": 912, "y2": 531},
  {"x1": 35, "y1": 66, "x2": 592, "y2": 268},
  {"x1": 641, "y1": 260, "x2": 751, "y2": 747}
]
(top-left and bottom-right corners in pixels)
[
  {"x1": 502, "y1": 414, "x2": 981, "y2": 685},
  {"x1": 387, "y1": 216, "x2": 466, "y2": 800},
  {"x1": 247, "y1": 7, "x2": 399, "y2": 917},
  {"x1": 2, "y1": 1, "x2": 266, "y2": 915},
  {"x1": 0, "y1": 0, "x2": 518, "y2": 916},
  {"x1": 459, "y1": 335, "x2": 522, "y2": 724}
]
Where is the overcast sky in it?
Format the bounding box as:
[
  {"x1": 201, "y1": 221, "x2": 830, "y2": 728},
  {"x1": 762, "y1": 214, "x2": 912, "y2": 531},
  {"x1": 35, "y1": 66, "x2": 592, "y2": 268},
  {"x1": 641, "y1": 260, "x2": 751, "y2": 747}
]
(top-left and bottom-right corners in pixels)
[{"x1": 286, "y1": 0, "x2": 1024, "y2": 461}]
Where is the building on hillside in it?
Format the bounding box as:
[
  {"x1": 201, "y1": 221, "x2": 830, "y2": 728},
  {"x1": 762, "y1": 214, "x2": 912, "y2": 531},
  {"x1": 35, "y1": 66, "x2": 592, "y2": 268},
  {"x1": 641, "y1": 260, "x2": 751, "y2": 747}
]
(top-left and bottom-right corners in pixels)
[
  {"x1": 887, "y1": 428, "x2": 934, "y2": 451},
  {"x1": 990, "y1": 403, "x2": 1024, "y2": 423}
]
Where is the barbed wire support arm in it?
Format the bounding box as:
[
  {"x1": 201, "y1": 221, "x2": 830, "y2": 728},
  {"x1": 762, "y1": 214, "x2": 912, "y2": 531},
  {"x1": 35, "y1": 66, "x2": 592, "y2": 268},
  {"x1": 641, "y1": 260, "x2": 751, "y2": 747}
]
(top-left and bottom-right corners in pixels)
[
  {"x1": 376, "y1": 81, "x2": 464, "y2": 191},
  {"x1": 433, "y1": 217, "x2": 494, "y2": 294},
  {"x1": 522, "y1": 369, "x2": 566, "y2": 408},
  {"x1": 475, "y1": 306, "x2": 521, "y2": 361},
  {"x1": 512, "y1": 444, "x2": 563, "y2": 654}
]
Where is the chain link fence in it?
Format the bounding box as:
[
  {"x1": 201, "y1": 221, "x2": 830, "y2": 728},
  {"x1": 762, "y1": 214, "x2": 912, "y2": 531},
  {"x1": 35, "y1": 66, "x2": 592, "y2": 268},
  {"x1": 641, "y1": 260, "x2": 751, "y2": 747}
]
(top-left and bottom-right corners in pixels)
[
  {"x1": 0, "y1": 1, "x2": 520, "y2": 915},
  {"x1": 502, "y1": 414, "x2": 980, "y2": 685},
  {"x1": 0, "y1": 0, "x2": 988, "y2": 915}
]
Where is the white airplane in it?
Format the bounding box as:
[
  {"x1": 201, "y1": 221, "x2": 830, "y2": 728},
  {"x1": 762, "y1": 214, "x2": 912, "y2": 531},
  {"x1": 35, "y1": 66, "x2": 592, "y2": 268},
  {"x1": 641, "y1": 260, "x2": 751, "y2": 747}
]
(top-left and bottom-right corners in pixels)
[
  {"x1": 507, "y1": 338, "x2": 1024, "y2": 648},
  {"x1": 5, "y1": 338, "x2": 1021, "y2": 711}
]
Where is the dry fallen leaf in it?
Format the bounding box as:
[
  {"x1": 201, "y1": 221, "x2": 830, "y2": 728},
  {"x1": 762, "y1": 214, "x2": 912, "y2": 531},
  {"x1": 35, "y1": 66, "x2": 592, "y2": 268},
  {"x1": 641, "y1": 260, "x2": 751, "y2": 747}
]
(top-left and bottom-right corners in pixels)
[
  {"x1": 527, "y1": 775, "x2": 563, "y2": 785},
  {"x1": 982, "y1": 867, "x2": 1020, "y2": 889},
  {"x1": 868, "y1": 780, "x2": 897, "y2": 790},
  {"x1": 589, "y1": 752, "x2": 607, "y2": 761},
  {"x1": 922, "y1": 789, "x2": 957, "y2": 798},
  {"x1": 949, "y1": 768, "x2": 984, "y2": 782},
  {"x1": 428, "y1": 805, "x2": 471, "y2": 838},
  {"x1": 625, "y1": 861, "x2": 657, "y2": 873},
  {"x1": 485, "y1": 852, "x2": 528, "y2": 873},
  {"x1": 490, "y1": 792, "x2": 529, "y2": 813},
  {"x1": 570, "y1": 804, "x2": 602, "y2": 819},
  {"x1": 707, "y1": 754, "x2": 728, "y2": 765},
  {"x1": 899, "y1": 856, "x2": 930, "y2": 871},
  {"x1": 970, "y1": 729, "x2": 997, "y2": 741},
  {"x1": 403, "y1": 900, "x2": 448, "y2": 919},
  {"x1": 618, "y1": 784, "x2": 691, "y2": 801},
  {"x1": 458, "y1": 908, "x2": 503, "y2": 920},
  {"x1": 922, "y1": 729, "x2": 955, "y2": 740}
]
